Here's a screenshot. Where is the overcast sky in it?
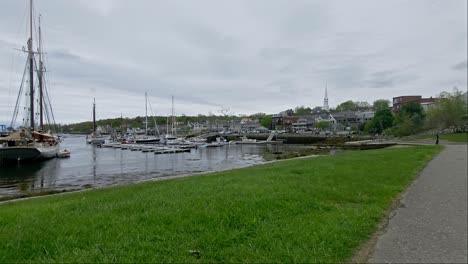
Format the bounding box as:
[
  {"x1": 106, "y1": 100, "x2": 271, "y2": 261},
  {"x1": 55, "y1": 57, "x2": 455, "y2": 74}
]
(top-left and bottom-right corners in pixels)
[{"x1": 0, "y1": 0, "x2": 466, "y2": 124}]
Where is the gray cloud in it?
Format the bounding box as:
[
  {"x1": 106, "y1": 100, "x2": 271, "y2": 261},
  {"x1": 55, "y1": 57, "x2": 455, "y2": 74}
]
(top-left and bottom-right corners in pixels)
[
  {"x1": 365, "y1": 70, "x2": 420, "y2": 89},
  {"x1": 0, "y1": 0, "x2": 467, "y2": 124},
  {"x1": 452, "y1": 60, "x2": 467, "y2": 71},
  {"x1": 48, "y1": 49, "x2": 81, "y2": 61}
]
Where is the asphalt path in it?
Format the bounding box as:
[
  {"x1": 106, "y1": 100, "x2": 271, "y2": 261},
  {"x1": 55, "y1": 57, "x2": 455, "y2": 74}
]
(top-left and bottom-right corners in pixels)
[{"x1": 369, "y1": 144, "x2": 467, "y2": 263}]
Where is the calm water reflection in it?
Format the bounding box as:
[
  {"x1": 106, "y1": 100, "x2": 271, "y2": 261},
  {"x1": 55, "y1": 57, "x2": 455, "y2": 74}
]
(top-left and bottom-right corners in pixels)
[{"x1": 0, "y1": 135, "x2": 295, "y2": 199}]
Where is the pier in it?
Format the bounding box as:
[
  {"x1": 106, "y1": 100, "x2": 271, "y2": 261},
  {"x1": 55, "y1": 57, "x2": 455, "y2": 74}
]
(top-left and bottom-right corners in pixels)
[{"x1": 102, "y1": 143, "x2": 192, "y2": 154}]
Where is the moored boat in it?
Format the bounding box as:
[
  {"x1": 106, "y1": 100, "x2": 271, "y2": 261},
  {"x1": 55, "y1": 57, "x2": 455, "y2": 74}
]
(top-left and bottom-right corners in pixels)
[
  {"x1": 86, "y1": 99, "x2": 106, "y2": 145},
  {"x1": 57, "y1": 149, "x2": 71, "y2": 158},
  {"x1": 0, "y1": 1, "x2": 60, "y2": 163}
]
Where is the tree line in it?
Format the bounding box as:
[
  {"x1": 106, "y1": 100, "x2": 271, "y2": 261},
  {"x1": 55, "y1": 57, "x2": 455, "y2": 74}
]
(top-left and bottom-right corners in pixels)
[
  {"x1": 367, "y1": 89, "x2": 466, "y2": 136},
  {"x1": 269, "y1": 89, "x2": 466, "y2": 136},
  {"x1": 61, "y1": 89, "x2": 466, "y2": 136}
]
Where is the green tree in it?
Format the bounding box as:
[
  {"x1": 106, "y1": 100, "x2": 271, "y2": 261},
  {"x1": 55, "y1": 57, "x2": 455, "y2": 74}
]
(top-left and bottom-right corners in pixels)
[
  {"x1": 393, "y1": 102, "x2": 425, "y2": 136},
  {"x1": 400, "y1": 102, "x2": 425, "y2": 119},
  {"x1": 373, "y1": 99, "x2": 391, "y2": 111},
  {"x1": 365, "y1": 109, "x2": 394, "y2": 134},
  {"x1": 293, "y1": 106, "x2": 312, "y2": 116},
  {"x1": 250, "y1": 112, "x2": 266, "y2": 118},
  {"x1": 336, "y1": 100, "x2": 358, "y2": 112},
  {"x1": 426, "y1": 89, "x2": 467, "y2": 130},
  {"x1": 336, "y1": 100, "x2": 371, "y2": 112},
  {"x1": 260, "y1": 115, "x2": 273, "y2": 129},
  {"x1": 314, "y1": 121, "x2": 330, "y2": 130},
  {"x1": 311, "y1": 106, "x2": 323, "y2": 113},
  {"x1": 356, "y1": 101, "x2": 372, "y2": 110}
]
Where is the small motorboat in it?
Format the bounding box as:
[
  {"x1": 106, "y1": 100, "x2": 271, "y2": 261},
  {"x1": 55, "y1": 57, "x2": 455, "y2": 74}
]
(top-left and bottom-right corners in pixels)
[{"x1": 57, "y1": 149, "x2": 71, "y2": 158}]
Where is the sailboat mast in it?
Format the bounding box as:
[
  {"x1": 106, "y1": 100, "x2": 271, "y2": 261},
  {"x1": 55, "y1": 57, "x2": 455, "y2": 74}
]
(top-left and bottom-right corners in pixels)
[
  {"x1": 93, "y1": 98, "x2": 96, "y2": 133},
  {"x1": 174, "y1": 97, "x2": 177, "y2": 136},
  {"x1": 166, "y1": 115, "x2": 169, "y2": 135},
  {"x1": 171, "y1": 96, "x2": 174, "y2": 135},
  {"x1": 28, "y1": 0, "x2": 35, "y2": 130},
  {"x1": 145, "y1": 92, "x2": 148, "y2": 135},
  {"x1": 38, "y1": 15, "x2": 44, "y2": 131}
]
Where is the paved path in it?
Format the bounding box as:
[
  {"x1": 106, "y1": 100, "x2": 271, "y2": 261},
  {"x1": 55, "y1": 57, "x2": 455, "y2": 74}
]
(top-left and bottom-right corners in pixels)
[{"x1": 369, "y1": 144, "x2": 467, "y2": 263}]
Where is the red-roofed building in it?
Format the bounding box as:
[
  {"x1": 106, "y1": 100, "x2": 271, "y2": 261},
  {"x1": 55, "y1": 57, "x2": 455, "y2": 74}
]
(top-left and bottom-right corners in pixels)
[{"x1": 392, "y1": 95, "x2": 437, "y2": 112}]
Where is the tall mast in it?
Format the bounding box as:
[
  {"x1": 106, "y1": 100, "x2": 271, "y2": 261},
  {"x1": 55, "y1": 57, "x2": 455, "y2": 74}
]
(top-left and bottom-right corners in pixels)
[
  {"x1": 93, "y1": 98, "x2": 96, "y2": 133},
  {"x1": 38, "y1": 15, "x2": 44, "y2": 131},
  {"x1": 28, "y1": 0, "x2": 35, "y2": 130},
  {"x1": 145, "y1": 92, "x2": 148, "y2": 135},
  {"x1": 171, "y1": 96, "x2": 174, "y2": 135}
]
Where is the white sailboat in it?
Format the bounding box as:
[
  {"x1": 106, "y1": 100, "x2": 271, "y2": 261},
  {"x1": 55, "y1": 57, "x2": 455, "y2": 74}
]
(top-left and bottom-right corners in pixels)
[
  {"x1": 164, "y1": 96, "x2": 177, "y2": 142},
  {"x1": 0, "y1": 1, "x2": 60, "y2": 163},
  {"x1": 134, "y1": 92, "x2": 160, "y2": 144}
]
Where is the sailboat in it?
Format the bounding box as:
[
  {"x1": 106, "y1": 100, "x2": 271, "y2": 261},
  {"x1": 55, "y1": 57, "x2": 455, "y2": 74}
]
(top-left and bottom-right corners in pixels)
[
  {"x1": 134, "y1": 92, "x2": 160, "y2": 144},
  {"x1": 0, "y1": 0, "x2": 60, "y2": 163},
  {"x1": 164, "y1": 96, "x2": 177, "y2": 142},
  {"x1": 86, "y1": 98, "x2": 105, "y2": 144}
]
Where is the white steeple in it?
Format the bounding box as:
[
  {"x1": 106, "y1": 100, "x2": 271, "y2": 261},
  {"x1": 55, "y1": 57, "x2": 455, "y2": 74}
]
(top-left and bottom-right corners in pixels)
[{"x1": 323, "y1": 84, "x2": 329, "y2": 111}]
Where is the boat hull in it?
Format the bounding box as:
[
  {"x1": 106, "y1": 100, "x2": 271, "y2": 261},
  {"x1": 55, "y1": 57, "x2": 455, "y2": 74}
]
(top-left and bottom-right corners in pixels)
[
  {"x1": 135, "y1": 138, "x2": 160, "y2": 144},
  {"x1": 0, "y1": 144, "x2": 59, "y2": 161},
  {"x1": 91, "y1": 139, "x2": 105, "y2": 144}
]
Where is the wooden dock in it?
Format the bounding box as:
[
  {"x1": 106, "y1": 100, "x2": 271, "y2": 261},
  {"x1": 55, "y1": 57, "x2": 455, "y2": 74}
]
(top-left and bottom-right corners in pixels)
[{"x1": 101, "y1": 143, "x2": 192, "y2": 154}]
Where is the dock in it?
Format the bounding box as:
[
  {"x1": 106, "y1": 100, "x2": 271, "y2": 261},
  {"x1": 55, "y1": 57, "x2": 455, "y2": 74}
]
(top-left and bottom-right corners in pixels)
[
  {"x1": 101, "y1": 143, "x2": 192, "y2": 154},
  {"x1": 343, "y1": 140, "x2": 397, "y2": 150},
  {"x1": 235, "y1": 134, "x2": 283, "y2": 145}
]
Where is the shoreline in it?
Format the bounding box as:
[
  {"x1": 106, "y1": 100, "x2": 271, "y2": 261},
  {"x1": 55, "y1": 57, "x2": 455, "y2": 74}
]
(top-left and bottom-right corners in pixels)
[
  {"x1": 0, "y1": 145, "x2": 442, "y2": 263},
  {"x1": 0, "y1": 153, "x2": 322, "y2": 204}
]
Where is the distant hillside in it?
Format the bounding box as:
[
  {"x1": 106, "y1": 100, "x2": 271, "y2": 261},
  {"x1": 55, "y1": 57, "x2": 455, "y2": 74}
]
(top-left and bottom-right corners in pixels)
[{"x1": 61, "y1": 115, "x2": 242, "y2": 134}]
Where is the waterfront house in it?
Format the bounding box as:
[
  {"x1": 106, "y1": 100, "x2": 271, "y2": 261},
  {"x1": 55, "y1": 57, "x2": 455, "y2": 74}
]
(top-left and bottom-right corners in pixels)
[
  {"x1": 356, "y1": 110, "x2": 375, "y2": 123},
  {"x1": 282, "y1": 116, "x2": 300, "y2": 133},
  {"x1": 314, "y1": 113, "x2": 336, "y2": 124},
  {"x1": 240, "y1": 117, "x2": 253, "y2": 124},
  {"x1": 292, "y1": 116, "x2": 316, "y2": 132},
  {"x1": 272, "y1": 114, "x2": 285, "y2": 130},
  {"x1": 331, "y1": 111, "x2": 359, "y2": 128}
]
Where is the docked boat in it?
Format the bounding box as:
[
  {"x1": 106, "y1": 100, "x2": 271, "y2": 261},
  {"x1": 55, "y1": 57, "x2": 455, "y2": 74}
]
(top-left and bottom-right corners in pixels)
[
  {"x1": 86, "y1": 99, "x2": 106, "y2": 145},
  {"x1": 164, "y1": 134, "x2": 177, "y2": 141},
  {"x1": 134, "y1": 92, "x2": 160, "y2": 144},
  {"x1": 235, "y1": 133, "x2": 283, "y2": 145},
  {"x1": 201, "y1": 137, "x2": 227, "y2": 148},
  {"x1": 57, "y1": 149, "x2": 71, "y2": 158},
  {"x1": 187, "y1": 136, "x2": 207, "y2": 144},
  {"x1": 122, "y1": 92, "x2": 161, "y2": 144},
  {"x1": 162, "y1": 96, "x2": 177, "y2": 144},
  {"x1": 0, "y1": 2, "x2": 60, "y2": 163},
  {"x1": 135, "y1": 137, "x2": 160, "y2": 144}
]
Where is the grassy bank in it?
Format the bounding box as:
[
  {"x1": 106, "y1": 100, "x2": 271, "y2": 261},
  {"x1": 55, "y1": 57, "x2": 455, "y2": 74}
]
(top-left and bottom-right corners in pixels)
[
  {"x1": 0, "y1": 146, "x2": 442, "y2": 263},
  {"x1": 403, "y1": 132, "x2": 467, "y2": 143}
]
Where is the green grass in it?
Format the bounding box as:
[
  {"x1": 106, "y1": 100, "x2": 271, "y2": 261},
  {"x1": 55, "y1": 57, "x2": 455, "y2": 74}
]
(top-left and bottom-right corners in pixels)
[
  {"x1": 403, "y1": 133, "x2": 468, "y2": 143},
  {"x1": 0, "y1": 146, "x2": 442, "y2": 263}
]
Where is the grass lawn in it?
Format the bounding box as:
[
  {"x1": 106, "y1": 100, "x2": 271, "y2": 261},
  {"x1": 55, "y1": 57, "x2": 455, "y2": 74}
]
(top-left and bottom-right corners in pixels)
[
  {"x1": 403, "y1": 133, "x2": 468, "y2": 143},
  {"x1": 0, "y1": 146, "x2": 442, "y2": 263}
]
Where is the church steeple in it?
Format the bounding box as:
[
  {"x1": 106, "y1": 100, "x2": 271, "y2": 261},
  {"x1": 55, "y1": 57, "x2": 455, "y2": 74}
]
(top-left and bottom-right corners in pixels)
[{"x1": 323, "y1": 84, "x2": 329, "y2": 111}]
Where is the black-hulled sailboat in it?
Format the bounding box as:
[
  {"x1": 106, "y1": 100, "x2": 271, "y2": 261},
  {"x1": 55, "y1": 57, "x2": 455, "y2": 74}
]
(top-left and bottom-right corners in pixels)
[
  {"x1": 0, "y1": 0, "x2": 60, "y2": 163},
  {"x1": 134, "y1": 92, "x2": 161, "y2": 144},
  {"x1": 86, "y1": 98, "x2": 105, "y2": 144}
]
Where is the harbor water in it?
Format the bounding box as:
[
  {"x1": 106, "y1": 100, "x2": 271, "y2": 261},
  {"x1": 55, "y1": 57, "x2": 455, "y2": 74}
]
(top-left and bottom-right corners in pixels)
[{"x1": 0, "y1": 135, "x2": 306, "y2": 200}]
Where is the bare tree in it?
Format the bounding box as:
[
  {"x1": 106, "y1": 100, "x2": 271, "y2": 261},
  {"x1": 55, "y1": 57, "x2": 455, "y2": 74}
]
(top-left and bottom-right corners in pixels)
[{"x1": 218, "y1": 106, "x2": 234, "y2": 117}]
